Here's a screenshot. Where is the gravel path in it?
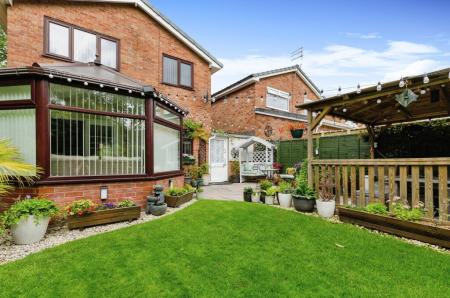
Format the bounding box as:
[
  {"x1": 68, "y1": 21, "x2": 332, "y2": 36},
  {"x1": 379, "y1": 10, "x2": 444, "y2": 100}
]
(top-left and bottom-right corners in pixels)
[{"x1": 0, "y1": 199, "x2": 197, "y2": 265}]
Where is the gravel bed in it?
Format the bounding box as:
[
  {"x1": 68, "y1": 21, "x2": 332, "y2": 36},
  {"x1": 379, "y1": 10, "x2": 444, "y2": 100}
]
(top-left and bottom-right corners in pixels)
[{"x1": 0, "y1": 200, "x2": 197, "y2": 265}]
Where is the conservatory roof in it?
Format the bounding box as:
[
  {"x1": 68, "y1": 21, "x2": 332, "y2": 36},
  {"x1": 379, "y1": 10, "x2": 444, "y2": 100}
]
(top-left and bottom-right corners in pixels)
[
  {"x1": 296, "y1": 67, "x2": 450, "y2": 126},
  {"x1": 0, "y1": 63, "x2": 188, "y2": 115}
]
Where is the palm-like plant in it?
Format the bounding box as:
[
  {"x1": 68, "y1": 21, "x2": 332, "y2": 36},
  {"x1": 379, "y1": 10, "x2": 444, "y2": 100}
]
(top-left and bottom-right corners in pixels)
[{"x1": 0, "y1": 139, "x2": 40, "y2": 195}]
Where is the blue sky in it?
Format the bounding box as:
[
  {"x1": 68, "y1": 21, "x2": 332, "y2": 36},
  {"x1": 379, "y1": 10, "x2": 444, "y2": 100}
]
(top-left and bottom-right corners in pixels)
[{"x1": 151, "y1": 0, "x2": 450, "y2": 94}]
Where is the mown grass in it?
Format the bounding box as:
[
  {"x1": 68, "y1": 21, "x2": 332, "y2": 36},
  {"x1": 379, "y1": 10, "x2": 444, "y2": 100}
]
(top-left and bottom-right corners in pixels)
[{"x1": 0, "y1": 200, "x2": 449, "y2": 297}]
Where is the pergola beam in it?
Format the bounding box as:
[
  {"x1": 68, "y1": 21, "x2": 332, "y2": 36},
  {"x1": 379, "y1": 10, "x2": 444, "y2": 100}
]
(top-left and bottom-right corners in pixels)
[{"x1": 310, "y1": 106, "x2": 331, "y2": 130}]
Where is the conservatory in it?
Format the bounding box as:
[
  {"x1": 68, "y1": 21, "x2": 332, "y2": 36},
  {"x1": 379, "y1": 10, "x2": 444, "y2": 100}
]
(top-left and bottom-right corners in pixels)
[{"x1": 0, "y1": 63, "x2": 185, "y2": 207}]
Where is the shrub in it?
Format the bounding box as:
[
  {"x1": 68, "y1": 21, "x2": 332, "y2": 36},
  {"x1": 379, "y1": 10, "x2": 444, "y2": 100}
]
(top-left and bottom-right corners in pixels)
[
  {"x1": 259, "y1": 179, "x2": 272, "y2": 191},
  {"x1": 365, "y1": 203, "x2": 388, "y2": 215},
  {"x1": 293, "y1": 183, "x2": 316, "y2": 200},
  {"x1": 278, "y1": 180, "x2": 292, "y2": 194},
  {"x1": 165, "y1": 185, "x2": 196, "y2": 197},
  {"x1": 244, "y1": 187, "x2": 253, "y2": 194},
  {"x1": 318, "y1": 176, "x2": 334, "y2": 202},
  {"x1": 118, "y1": 199, "x2": 136, "y2": 208},
  {"x1": 286, "y1": 167, "x2": 296, "y2": 175},
  {"x1": 1, "y1": 198, "x2": 59, "y2": 230},
  {"x1": 265, "y1": 186, "x2": 277, "y2": 197},
  {"x1": 295, "y1": 159, "x2": 308, "y2": 188},
  {"x1": 230, "y1": 161, "x2": 240, "y2": 177},
  {"x1": 65, "y1": 199, "x2": 96, "y2": 217},
  {"x1": 392, "y1": 202, "x2": 424, "y2": 221}
]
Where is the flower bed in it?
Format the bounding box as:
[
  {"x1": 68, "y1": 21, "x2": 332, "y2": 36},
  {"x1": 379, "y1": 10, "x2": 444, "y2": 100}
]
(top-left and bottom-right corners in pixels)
[
  {"x1": 164, "y1": 185, "x2": 196, "y2": 208},
  {"x1": 66, "y1": 199, "x2": 141, "y2": 230},
  {"x1": 337, "y1": 207, "x2": 450, "y2": 249}
]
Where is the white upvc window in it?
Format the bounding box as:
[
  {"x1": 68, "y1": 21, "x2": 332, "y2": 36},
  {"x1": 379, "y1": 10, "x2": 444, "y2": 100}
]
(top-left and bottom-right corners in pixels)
[{"x1": 266, "y1": 87, "x2": 290, "y2": 112}]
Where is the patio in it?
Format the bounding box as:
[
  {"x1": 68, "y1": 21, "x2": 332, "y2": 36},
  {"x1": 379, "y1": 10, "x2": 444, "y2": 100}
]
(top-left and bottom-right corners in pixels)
[{"x1": 200, "y1": 183, "x2": 257, "y2": 201}]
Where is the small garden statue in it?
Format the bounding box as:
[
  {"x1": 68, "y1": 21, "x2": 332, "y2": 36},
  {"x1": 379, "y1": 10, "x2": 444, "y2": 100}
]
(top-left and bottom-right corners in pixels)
[{"x1": 146, "y1": 185, "x2": 167, "y2": 216}]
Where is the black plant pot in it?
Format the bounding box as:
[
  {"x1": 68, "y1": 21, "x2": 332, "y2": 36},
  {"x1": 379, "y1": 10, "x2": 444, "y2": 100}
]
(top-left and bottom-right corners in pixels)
[
  {"x1": 184, "y1": 176, "x2": 192, "y2": 185},
  {"x1": 191, "y1": 179, "x2": 203, "y2": 188},
  {"x1": 290, "y1": 129, "x2": 304, "y2": 139},
  {"x1": 260, "y1": 192, "x2": 266, "y2": 204},
  {"x1": 292, "y1": 195, "x2": 315, "y2": 212},
  {"x1": 148, "y1": 203, "x2": 167, "y2": 216},
  {"x1": 243, "y1": 192, "x2": 252, "y2": 202},
  {"x1": 230, "y1": 175, "x2": 240, "y2": 183}
]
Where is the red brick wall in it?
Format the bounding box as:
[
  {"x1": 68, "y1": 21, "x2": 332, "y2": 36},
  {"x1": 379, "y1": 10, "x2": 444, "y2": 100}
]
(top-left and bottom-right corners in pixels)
[
  {"x1": 211, "y1": 71, "x2": 341, "y2": 140},
  {"x1": 0, "y1": 175, "x2": 184, "y2": 212},
  {"x1": 6, "y1": 0, "x2": 213, "y2": 131}
]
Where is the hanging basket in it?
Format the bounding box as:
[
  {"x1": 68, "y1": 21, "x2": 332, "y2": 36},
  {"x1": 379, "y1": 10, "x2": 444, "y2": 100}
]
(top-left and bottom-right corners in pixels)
[{"x1": 290, "y1": 129, "x2": 304, "y2": 139}]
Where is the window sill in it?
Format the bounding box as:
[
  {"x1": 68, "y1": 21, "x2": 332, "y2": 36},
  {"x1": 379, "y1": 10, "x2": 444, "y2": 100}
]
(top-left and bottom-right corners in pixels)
[
  {"x1": 161, "y1": 82, "x2": 194, "y2": 91},
  {"x1": 35, "y1": 171, "x2": 184, "y2": 185},
  {"x1": 41, "y1": 53, "x2": 120, "y2": 72}
]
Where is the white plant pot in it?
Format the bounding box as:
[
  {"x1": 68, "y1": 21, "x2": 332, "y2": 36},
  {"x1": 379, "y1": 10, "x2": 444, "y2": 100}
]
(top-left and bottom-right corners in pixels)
[
  {"x1": 316, "y1": 200, "x2": 336, "y2": 218},
  {"x1": 11, "y1": 215, "x2": 50, "y2": 245},
  {"x1": 278, "y1": 193, "x2": 292, "y2": 208},
  {"x1": 265, "y1": 196, "x2": 274, "y2": 205},
  {"x1": 251, "y1": 193, "x2": 260, "y2": 203}
]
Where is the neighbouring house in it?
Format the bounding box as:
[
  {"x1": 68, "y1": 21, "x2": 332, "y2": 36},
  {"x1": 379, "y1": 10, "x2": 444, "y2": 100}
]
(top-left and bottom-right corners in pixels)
[
  {"x1": 211, "y1": 65, "x2": 352, "y2": 141},
  {"x1": 209, "y1": 65, "x2": 353, "y2": 183},
  {"x1": 0, "y1": 0, "x2": 222, "y2": 210}
]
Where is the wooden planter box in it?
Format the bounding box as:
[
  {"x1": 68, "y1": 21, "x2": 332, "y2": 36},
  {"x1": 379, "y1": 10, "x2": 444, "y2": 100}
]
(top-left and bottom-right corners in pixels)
[
  {"x1": 67, "y1": 206, "x2": 141, "y2": 230},
  {"x1": 337, "y1": 207, "x2": 450, "y2": 249},
  {"x1": 165, "y1": 192, "x2": 194, "y2": 208}
]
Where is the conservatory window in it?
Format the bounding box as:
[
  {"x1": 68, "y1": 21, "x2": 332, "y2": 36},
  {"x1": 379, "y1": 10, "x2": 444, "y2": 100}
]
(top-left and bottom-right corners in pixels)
[
  {"x1": 266, "y1": 87, "x2": 290, "y2": 112},
  {"x1": 0, "y1": 109, "x2": 36, "y2": 166},
  {"x1": 155, "y1": 105, "x2": 180, "y2": 125},
  {"x1": 153, "y1": 123, "x2": 180, "y2": 173},
  {"x1": 0, "y1": 85, "x2": 31, "y2": 101},
  {"x1": 49, "y1": 84, "x2": 145, "y2": 177}
]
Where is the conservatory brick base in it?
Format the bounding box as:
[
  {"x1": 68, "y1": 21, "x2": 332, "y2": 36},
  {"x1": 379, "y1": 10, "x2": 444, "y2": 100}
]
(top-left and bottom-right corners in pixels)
[{"x1": 0, "y1": 176, "x2": 184, "y2": 212}]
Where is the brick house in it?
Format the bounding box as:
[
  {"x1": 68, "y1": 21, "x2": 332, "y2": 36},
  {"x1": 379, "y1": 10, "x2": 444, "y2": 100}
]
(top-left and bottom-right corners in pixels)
[
  {"x1": 0, "y1": 0, "x2": 222, "y2": 210},
  {"x1": 211, "y1": 65, "x2": 352, "y2": 141}
]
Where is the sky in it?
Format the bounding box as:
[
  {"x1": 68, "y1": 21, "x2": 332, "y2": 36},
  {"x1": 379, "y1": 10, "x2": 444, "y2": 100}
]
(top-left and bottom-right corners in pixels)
[{"x1": 150, "y1": 0, "x2": 450, "y2": 95}]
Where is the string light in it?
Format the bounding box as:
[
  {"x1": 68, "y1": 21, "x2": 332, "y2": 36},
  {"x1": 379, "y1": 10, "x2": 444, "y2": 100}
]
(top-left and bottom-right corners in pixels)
[
  {"x1": 376, "y1": 98, "x2": 381, "y2": 104},
  {"x1": 342, "y1": 108, "x2": 347, "y2": 113},
  {"x1": 84, "y1": 82, "x2": 88, "y2": 86},
  {"x1": 67, "y1": 78, "x2": 72, "y2": 82},
  {"x1": 141, "y1": 92, "x2": 145, "y2": 96},
  {"x1": 423, "y1": 73, "x2": 430, "y2": 84},
  {"x1": 99, "y1": 84, "x2": 104, "y2": 88},
  {"x1": 448, "y1": 71, "x2": 450, "y2": 79},
  {"x1": 128, "y1": 90, "x2": 132, "y2": 94},
  {"x1": 114, "y1": 87, "x2": 119, "y2": 91},
  {"x1": 420, "y1": 89, "x2": 426, "y2": 95},
  {"x1": 48, "y1": 74, "x2": 54, "y2": 79},
  {"x1": 356, "y1": 84, "x2": 361, "y2": 94},
  {"x1": 399, "y1": 78, "x2": 405, "y2": 88},
  {"x1": 376, "y1": 82, "x2": 382, "y2": 91}
]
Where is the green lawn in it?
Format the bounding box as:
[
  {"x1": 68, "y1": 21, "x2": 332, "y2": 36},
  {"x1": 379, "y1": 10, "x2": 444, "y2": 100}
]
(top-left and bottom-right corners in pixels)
[{"x1": 1, "y1": 200, "x2": 449, "y2": 297}]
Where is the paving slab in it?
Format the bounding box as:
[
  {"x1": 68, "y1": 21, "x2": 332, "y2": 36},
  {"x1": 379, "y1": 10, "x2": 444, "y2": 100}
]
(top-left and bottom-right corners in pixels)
[{"x1": 200, "y1": 183, "x2": 257, "y2": 201}]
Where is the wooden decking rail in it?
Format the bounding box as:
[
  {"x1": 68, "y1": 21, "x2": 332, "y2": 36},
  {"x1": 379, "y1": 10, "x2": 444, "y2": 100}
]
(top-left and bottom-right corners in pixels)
[{"x1": 311, "y1": 158, "x2": 450, "y2": 224}]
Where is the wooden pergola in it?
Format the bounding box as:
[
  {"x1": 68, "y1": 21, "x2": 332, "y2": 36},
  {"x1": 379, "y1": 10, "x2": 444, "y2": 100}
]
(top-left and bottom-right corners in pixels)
[{"x1": 296, "y1": 67, "x2": 450, "y2": 224}]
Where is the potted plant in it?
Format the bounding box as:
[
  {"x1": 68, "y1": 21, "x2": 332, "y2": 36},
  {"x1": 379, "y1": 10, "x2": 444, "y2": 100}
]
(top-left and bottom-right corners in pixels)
[
  {"x1": 1, "y1": 198, "x2": 59, "y2": 245},
  {"x1": 277, "y1": 180, "x2": 292, "y2": 208},
  {"x1": 65, "y1": 199, "x2": 141, "y2": 229},
  {"x1": 316, "y1": 176, "x2": 336, "y2": 218},
  {"x1": 259, "y1": 179, "x2": 272, "y2": 203},
  {"x1": 164, "y1": 185, "x2": 196, "y2": 208},
  {"x1": 229, "y1": 160, "x2": 240, "y2": 183},
  {"x1": 287, "y1": 123, "x2": 307, "y2": 139},
  {"x1": 199, "y1": 163, "x2": 210, "y2": 186},
  {"x1": 292, "y1": 183, "x2": 316, "y2": 212},
  {"x1": 264, "y1": 186, "x2": 277, "y2": 205},
  {"x1": 251, "y1": 188, "x2": 260, "y2": 203},
  {"x1": 243, "y1": 186, "x2": 253, "y2": 202}
]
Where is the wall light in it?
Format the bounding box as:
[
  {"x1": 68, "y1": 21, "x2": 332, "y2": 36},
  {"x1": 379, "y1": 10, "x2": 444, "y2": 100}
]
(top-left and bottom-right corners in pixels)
[{"x1": 100, "y1": 186, "x2": 108, "y2": 200}]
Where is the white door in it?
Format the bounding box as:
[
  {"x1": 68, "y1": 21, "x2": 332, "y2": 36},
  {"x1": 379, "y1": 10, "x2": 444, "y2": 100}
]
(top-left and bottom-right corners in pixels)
[{"x1": 209, "y1": 137, "x2": 228, "y2": 183}]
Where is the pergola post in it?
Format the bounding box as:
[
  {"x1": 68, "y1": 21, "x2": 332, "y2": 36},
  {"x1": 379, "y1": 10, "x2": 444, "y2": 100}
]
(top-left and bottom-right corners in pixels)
[{"x1": 307, "y1": 110, "x2": 314, "y2": 187}]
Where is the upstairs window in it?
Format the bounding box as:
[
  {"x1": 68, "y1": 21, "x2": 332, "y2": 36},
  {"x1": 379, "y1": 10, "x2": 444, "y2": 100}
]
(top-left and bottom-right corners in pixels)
[
  {"x1": 266, "y1": 87, "x2": 290, "y2": 112},
  {"x1": 45, "y1": 17, "x2": 119, "y2": 70},
  {"x1": 162, "y1": 55, "x2": 193, "y2": 88}
]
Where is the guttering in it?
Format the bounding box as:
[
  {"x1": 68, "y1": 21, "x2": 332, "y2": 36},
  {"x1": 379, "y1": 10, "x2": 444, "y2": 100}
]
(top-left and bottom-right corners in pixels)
[{"x1": 212, "y1": 77, "x2": 259, "y2": 100}]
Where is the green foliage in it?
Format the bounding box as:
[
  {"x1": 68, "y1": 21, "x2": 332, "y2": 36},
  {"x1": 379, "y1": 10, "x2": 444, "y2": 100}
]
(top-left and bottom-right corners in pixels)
[
  {"x1": 277, "y1": 180, "x2": 292, "y2": 194},
  {"x1": 365, "y1": 203, "x2": 388, "y2": 215},
  {"x1": 286, "y1": 167, "x2": 296, "y2": 175},
  {"x1": 295, "y1": 159, "x2": 308, "y2": 187},
  {"x1": 293, "y1": 183, "x2": 316, "y2": 200},
  {"x1": 117, "y1": 199, "x2": 136, "y2": 208},
  {"x1": 265, "y1": 186, "x2": 278, "y2": 197},
  {"x1": 165, "y1": 185, "x2": 195, "y2": 197},
  {"x1": 0, "y1": 27, "x2": 6, "y2": 67},
  {"x1": 259, "y1": 179, "x2": 272, "y2": 191},
  {"x1": 182, "y1": 154, "x2": 196, "y2": 165},
  {"x1": 199, "y1": 163, "x2": 209, "y2": 176},
  {"x1": 0, "y1": 139, "x2": 40, "y2": 195},
  {"x1": 183, "y1": 119, "x2": 209, "y2": 141},
  {"x1": 1, "y1": 199, "x2": 59, "y2": 230},
  {"x1": 244, "y1": 187, "x2": 253, "y2": 194},
  {"x1": 392, "y1": 203, "x2": 424, "y2": 221},
  {"x1": 185, "y1": 163, "x2": 208, "y2": 179},
  {"x1": 65, "y1": 199, "x2": 96, "y2": 217},
  {"x1": 230, "y1": 161, "x2": 240, "y2": 177}
]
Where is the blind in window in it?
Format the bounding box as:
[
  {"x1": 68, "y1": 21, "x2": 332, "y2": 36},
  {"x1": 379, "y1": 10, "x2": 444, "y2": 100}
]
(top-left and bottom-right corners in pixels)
[
  {"x1": 163, "y1": 56, "x2": 178, "y2": 85},
  {"x1": 180, "y1": 63, "x2": 192, "y2": 87}
]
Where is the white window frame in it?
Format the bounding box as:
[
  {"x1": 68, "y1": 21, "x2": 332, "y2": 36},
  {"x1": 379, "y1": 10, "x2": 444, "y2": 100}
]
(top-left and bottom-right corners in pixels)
[
  {"x1": 266, "y1": 87, "x2": 290, "y2": 112},
  {"x1": 301, "y1": 98, "x2": 313, "y2": 115}
]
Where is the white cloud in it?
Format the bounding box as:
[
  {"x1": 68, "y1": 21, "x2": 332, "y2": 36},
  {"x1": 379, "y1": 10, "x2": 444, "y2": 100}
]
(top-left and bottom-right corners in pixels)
[
  {"x1": 344, "y1": 32, "x2": 382, "y2": 39},
  {"x1": 212, "y1": 40, "x2": 449, "y2": 96}
]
